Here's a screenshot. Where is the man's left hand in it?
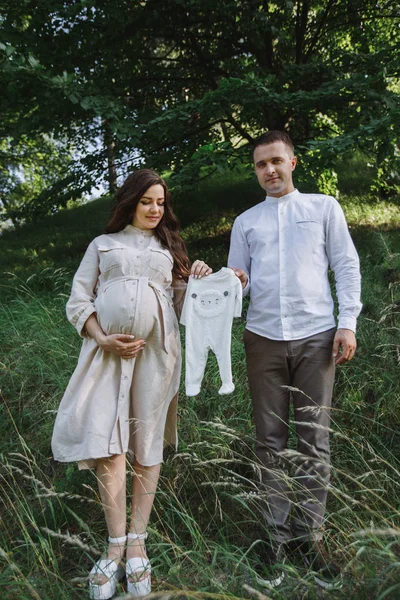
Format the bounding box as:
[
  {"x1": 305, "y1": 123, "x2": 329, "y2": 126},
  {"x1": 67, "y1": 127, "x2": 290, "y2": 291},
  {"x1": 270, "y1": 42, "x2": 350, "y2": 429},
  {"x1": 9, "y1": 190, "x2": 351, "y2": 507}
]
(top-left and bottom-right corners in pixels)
[{"x1": 332, "y1": 328, "x2": 357, "y2": 365}]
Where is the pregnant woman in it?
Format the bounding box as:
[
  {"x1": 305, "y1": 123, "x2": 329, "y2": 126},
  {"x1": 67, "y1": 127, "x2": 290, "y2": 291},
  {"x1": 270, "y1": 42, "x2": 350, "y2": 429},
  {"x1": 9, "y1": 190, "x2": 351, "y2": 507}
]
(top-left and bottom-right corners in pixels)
[{"x1": 51, "y1": 169, "x2": 211, "y2": 599}]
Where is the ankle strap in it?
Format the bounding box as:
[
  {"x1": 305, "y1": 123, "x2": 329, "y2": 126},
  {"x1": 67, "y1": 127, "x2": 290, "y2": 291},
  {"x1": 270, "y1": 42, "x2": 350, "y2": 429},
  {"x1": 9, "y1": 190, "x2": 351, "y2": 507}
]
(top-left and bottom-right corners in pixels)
[
  {"x1": 108, "y1": 535, "x2": 127, "y2": 544},
  {"x1": 127, "y1": 531, "x2": 148, "y2": 541}
]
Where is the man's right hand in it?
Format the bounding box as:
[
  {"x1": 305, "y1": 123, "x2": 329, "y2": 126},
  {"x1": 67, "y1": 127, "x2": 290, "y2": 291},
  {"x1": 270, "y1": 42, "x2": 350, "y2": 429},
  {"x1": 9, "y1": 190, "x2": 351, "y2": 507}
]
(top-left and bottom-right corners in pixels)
[{"x1": 229, "y1": 267, "x2": 248, "y2": 289}]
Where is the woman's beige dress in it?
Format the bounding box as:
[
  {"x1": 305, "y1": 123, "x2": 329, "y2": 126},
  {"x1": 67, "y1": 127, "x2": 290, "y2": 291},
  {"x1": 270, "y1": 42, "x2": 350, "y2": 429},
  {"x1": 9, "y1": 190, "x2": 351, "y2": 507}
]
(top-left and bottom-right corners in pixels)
[{"x1": 51, "y1": 225, "x2": 185, "y2": 468}]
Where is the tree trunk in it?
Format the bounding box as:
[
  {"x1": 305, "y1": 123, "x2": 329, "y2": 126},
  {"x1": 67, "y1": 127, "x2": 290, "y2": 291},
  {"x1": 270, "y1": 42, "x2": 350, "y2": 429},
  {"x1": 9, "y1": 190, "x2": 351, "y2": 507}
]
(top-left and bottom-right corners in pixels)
[
  {"x1": 104, "y1": 119, "x2": 118, "y2": 194},
  {"x1": 295, "y1": 0, "x2": 310, "y2": 64}
]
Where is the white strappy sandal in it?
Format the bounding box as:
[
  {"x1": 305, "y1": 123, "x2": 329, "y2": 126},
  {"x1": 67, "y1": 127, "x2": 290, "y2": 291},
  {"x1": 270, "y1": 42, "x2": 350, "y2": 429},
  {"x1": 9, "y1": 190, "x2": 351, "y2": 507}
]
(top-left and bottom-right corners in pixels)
[
  {"x1": 89, "y1": 535, "x2": 126, "y2": 600},
  {"x1": 125, "y1": 531, "x2": 151, "y2": 597}
]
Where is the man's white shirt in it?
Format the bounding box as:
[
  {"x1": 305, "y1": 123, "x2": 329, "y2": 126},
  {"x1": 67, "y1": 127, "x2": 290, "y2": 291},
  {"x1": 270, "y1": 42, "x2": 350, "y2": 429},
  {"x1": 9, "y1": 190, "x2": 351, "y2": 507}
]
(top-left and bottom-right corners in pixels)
[{"x1": 228, "y1": 189, "x2": 362, "y2": 341}]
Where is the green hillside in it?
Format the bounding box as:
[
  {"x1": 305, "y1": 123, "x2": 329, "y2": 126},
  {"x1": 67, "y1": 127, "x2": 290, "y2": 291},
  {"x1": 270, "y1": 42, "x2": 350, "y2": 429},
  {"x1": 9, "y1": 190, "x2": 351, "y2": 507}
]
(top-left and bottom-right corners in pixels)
[{"x1": 0, "y1": 179, "x2": 399, "y2": 599}]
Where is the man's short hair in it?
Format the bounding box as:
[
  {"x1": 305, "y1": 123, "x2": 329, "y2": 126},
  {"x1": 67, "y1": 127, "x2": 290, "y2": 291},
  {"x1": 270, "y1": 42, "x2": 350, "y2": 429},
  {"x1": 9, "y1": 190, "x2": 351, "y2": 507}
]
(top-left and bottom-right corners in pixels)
[{"x1": 252, "y1": 130, "x2": 295, "y2": 157}]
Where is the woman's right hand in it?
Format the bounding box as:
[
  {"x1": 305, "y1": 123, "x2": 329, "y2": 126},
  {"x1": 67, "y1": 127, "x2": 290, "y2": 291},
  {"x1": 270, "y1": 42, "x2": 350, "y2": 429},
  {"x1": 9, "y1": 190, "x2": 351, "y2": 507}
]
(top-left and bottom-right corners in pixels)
[
  {"x1": 84, "y1": 314, "x2": 145, "y2": 359},
  {"x1": 97, "y1": 333, "x2": 146, "y2": 359}
]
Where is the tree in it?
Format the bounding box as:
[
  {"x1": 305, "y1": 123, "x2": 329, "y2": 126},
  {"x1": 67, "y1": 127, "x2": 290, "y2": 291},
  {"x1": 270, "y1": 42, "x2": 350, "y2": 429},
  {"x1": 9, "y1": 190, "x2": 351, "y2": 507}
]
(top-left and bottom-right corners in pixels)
[
  {"x1": 136, "y1": 0, "x2": 400, "y2": 194},
  {"x1": 0, "y1": 0, "x2": 399, "y2": 224},
  {"x1": 0, "y1": 134, "x2": 73, "y2": 225}
]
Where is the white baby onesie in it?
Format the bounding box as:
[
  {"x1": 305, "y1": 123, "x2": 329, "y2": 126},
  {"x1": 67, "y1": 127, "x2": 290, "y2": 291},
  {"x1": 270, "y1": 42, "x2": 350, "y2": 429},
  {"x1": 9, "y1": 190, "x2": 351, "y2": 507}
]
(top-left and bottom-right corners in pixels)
[{"x1": 180, "y1": 267, "x2": 242, "y2": 396}]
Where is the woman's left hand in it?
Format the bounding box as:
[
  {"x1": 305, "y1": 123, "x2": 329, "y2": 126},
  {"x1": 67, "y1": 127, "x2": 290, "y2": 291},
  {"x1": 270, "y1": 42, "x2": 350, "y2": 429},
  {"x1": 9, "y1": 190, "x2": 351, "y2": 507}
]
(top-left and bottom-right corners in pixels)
[{"x1": 190, "y1": 260, "x2": 213, "y2": 279}]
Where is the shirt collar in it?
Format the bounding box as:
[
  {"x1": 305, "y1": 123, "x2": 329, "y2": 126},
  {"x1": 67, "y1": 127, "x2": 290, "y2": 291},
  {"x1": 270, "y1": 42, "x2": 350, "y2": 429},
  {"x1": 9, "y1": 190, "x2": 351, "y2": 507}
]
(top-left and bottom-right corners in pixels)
[
  {"x1": 123, "y1": 224, "x2": 154, "y2": 236},
  {"x1": 265, "y1": 189, "x2": 299, "y2": 204}
]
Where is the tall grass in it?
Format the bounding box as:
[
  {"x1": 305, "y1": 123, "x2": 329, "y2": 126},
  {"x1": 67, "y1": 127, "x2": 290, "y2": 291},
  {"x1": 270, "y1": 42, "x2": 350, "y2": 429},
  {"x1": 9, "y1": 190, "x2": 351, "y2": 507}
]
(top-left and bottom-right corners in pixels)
[{"x1": 0, "y1": 175, "x2": 399, "y2": 599}]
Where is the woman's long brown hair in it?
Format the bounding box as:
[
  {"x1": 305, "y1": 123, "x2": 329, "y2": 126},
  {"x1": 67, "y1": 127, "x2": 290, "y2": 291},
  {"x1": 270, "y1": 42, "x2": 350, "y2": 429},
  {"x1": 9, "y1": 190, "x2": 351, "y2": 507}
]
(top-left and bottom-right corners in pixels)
[{"x1": 105, "y1": 169, "x2": 190, "y2": 281}]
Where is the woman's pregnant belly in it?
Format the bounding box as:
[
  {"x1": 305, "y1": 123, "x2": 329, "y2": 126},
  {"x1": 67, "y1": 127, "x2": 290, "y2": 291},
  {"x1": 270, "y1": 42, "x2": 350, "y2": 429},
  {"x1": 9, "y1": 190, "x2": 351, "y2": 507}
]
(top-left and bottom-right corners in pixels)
[{"x1": 95, "y1": 279, "x2": 159, "y2": 338}]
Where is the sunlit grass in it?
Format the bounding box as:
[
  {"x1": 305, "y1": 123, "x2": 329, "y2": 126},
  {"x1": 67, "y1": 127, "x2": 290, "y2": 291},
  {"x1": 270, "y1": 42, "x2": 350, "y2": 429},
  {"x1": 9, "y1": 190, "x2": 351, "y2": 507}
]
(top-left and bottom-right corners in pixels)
[{"x1": 341, "y1": 195, "x2": 400, "y2": 228}]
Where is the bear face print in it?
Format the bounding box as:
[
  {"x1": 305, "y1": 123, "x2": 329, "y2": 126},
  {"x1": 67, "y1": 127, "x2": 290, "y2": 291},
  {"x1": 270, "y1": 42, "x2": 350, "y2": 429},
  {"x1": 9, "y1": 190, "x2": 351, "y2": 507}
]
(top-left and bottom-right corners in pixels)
[{"x1": 191, "y1": 289, "x2": 229, "y2": 318}]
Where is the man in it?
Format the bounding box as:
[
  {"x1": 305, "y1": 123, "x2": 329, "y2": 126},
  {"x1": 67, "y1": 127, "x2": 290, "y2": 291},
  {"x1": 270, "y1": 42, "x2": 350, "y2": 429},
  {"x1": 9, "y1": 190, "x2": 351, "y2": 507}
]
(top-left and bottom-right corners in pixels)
[{"x1": 228, "y1": 131, "x2": 362, "y2": 589}]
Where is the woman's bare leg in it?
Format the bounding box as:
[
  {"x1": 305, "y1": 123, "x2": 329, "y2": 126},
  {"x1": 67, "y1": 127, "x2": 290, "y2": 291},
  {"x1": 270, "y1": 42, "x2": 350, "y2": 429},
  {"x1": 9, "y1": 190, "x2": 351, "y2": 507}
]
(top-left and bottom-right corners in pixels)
[
  {"x1": 126, "y1": 461, "x2": 161, "y2": 580},
  {"x1": 93, "y1": 453, "x2": 127, "y2": 584}
]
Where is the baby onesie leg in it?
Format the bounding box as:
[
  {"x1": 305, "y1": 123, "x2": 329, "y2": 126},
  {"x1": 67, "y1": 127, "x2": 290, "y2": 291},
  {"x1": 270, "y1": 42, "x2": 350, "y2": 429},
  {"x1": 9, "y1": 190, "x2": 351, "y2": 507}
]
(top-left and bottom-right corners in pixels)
[
  {"x1": 185, "y1": 325, "x2": 208, "y2": 396},
  {"x1": 213, "y1": 328, "x2": 234, "y2": 395}
]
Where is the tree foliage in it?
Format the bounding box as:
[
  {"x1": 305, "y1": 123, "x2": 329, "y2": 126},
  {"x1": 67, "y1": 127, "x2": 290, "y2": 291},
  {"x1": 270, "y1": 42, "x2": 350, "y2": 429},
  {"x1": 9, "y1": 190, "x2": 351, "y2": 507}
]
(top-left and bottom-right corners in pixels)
[
  {"x1": 0, "y1": 134, "x2": 74, "y2": 227},
  {"x1": 0, "y1": 0, "x2": 399, "y2": 223}
]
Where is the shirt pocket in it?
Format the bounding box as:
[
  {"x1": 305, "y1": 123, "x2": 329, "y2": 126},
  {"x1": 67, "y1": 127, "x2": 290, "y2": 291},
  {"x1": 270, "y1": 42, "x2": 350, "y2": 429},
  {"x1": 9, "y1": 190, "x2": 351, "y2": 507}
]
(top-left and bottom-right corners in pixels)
[
  {"x1": 295, "y1": 221, "x2": 325, "y2": 255},
  {"x1": 149, "y1": 248, "x2": 173, "y2": 279},
  {"x1": 296, "y1": 220, "x2": 322, "y2": 229},
  {"x1": 98, "y1": 245, "x2": 127, "y2": 273}
]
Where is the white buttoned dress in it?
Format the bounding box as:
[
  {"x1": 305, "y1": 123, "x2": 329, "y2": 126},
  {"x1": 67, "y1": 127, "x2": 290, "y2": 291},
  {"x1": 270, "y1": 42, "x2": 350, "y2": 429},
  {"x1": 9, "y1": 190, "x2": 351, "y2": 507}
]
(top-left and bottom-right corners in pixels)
[{"x1": 51, "y1": 225, "x2": 185, "y2": 468}]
